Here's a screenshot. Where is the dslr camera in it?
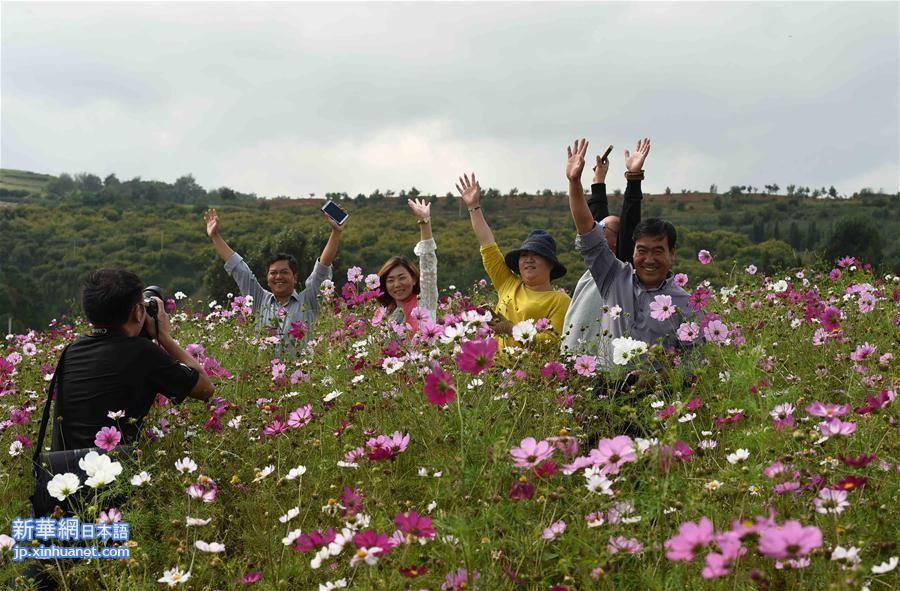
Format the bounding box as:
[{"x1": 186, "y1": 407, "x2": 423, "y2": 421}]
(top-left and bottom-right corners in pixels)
[{"x1": 143, "y1": 285, "x2": 166, "y2": 318}]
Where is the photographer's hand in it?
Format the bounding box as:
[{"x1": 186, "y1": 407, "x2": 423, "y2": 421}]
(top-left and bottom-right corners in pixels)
[
  {"x1": 205, "y1": 208, "x2": 236, "y2": 262},
  {"x1": 150, "y1": 297, "x2": 214, "y2": 400}
]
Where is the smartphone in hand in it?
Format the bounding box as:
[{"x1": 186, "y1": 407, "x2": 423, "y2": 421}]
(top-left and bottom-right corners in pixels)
[{"x1": 321, "y1": 200, "x2": 349, "y2": 225}]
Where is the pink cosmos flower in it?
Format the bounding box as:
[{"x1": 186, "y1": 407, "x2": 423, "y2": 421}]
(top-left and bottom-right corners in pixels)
[
  {"x1": 703, "y1": 319, "x2": 729, "y2": 343},
  {"x1": 510, "y1": 437, "x2": 554, "y2": 469},
  {"x1": 366, "y1": 431, "x2": 410, "y2": 461},
  {"x1": 858, "y1": 292, "x2": 877, "y2": 313},
  {"x1": 347, "y1": 266, "x2": 363, "y2": 283},
  {"x1": 818, "y1": 418, "x2": 856, "y2": 436},
  {"x1": 665, "y1": 517, "x2": 714, "y2": 560},
  {"x1": 94, "y1": 426, "x2": 121, "y2": 451},
  {"x1": 573, "y1": 355, "x2": 597, "y2": 376},
  {"x1": 287, "y1": 404, "x2": 313, "y2": 428},
  {"x1": 395, "y1": 511, "x2": 435, "y2": 540},
  {"x1": 701, "y1": 532, "x2": 745, "y2": 578},
  {"x1": 804, "y1": 401, "x2": 850, "y2": 417},
  {"x1": 186, "y1": 475, "x2": 218, "y2": 503},
  {"x1": 542, "y1": 520, "x2": 566, "y2": 540},
  {"x1": 442, "y1": 567, "x2": 480, "y2": 591},
  {"x1": 674, "y1": 273, "x2": 689, "y2": 287},
  {"x1": 455, "y1": 338, "x2": 498, "y2": 375},
  {"x1": 758, "y1": 521, "x2": 822, "y2": 559},
  {"x1": 98, "y1": 507, "x2": 123, "y2": 524},
  {"x1": 608, "y1": 536, "x2": 644, "y2": 554},
  {"x1": 698, "y1": 250, "x2": 713, "y2": 265},
  {"x1": 424, "y1": 363, "x2": 456, "y2": 406},
  {"x1": 677, "y1": 322, "x2": 700, "y2": 342},
  {"x1": 650, "y1": 294, "x2": 676, "y2": 321},
  {"x1": 850, "y1": 342, "x2": 877, "y2": 361},
  {"x1": 813, "y1": 488, "x2": 849, "y2": 514},
  {"x1": 592, "y1": 435, "x2": 637, "y2": 475},
  {"x1": 262, "y1": 419, "x2": 288, "y2": 437}
]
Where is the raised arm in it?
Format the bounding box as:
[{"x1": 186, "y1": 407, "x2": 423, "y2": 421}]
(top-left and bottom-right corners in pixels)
[
  {"x1": 205, "y1": 208, "x2": 236, "y2": 262},
  {"x1": 566, "y1": 139, "x2": 595, "y2": 235},
  {"x1": 456, "y1": 173, "x2": 495, "y2": 246},
  {"x1": 618, "y1": 138, "x2": 650, "y2": 263},
  {"x1": 588, "y1": 153, "x2": 611, "y2": 222},
  {"x1": 409, "y1": 198, "x2": 438, "y2": 317},
  {"x1": 319, "y1": 215, "x2": 344, "y2": 267}
]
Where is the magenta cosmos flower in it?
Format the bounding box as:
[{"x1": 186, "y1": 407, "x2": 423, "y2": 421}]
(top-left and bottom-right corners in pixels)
[
  {"x1": 758, "y1": 521, "x2": 822, "y2": 559},
  {"x1": 510, "y1": 437, "x2": 554, "y2": 469},
  {"x1": 424, "y1": 363, "x2": 456, "y2": 406},
  {"x1": 665, "y1": 517, "x2": 714, "y2": 561},
  {"x1": 94, "y1": 426, "x2": 122, "y2": 452},
  {"x1": 395, "y1": 511, "x2": 436, "y2": 540},
  {"x1": 455, "y1": 338, "x2": 497, "y2": 375},
  {"x1": 850, "y1": 342, "x2": 877, "y2": 361},
  {"x1": 697, "y1": 249, "x2": 713, "y2": 265}
]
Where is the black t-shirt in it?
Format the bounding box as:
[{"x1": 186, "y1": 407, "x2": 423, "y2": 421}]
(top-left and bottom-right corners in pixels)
[{"x1": 50, "y1": 331, "x2": 199, "y2": 451}]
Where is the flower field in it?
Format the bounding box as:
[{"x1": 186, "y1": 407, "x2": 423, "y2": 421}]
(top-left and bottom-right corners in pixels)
[{"x1": 1, "y1": 257, "x2": 898, "y2": 590}]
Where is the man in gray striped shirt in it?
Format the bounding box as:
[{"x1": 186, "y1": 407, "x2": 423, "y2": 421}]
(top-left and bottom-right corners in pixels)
[{"x1": 204, "y1": 208, "x2": 343, "y2": 352}]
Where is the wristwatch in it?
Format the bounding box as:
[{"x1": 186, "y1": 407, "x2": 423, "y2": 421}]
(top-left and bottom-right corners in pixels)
[{"x1": 417, "y1": 217, "x2": 431, "y2": 225}]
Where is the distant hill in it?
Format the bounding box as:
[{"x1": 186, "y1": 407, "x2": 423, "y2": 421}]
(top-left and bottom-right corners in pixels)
[{"x1": 1, "y1": 167, "x2": 897, "y2": 332}]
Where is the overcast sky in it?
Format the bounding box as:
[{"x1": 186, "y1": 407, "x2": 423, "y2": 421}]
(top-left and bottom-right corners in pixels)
[{"x1": 2, "y1": 1, "x2": 898, "y2": 198}]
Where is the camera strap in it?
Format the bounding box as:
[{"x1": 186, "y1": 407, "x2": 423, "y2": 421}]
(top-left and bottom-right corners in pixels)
[{"x1": 31, "y1": 343, "x2": 72, "y2": 475}]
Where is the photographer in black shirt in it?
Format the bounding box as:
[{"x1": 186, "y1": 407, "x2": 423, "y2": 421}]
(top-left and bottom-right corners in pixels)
[{"x1": 51, "y1": 269, "x2": 214, "y2": 451}]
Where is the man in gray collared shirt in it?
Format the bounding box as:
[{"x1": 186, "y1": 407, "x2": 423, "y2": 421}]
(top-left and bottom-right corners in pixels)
[
  {"x1": 204, "y1": 208, "x2": 344, "y2": 352},
  {"x1": 566, "y1": 138, "x2": 699, "y2": 371}
]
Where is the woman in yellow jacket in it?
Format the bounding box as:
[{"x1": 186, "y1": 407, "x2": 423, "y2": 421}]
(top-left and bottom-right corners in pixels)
[{"x1": 455, "y1": 173, "x2": 571, "y2": 351}]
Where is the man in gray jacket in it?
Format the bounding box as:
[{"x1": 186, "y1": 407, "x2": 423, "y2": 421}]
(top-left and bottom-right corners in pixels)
[
  {"x1": 562, "y1": 138, "x2": 650, "y2": 356},
  {"x1": 565, "y1": 138, "x2": 697, "y2": 373}
]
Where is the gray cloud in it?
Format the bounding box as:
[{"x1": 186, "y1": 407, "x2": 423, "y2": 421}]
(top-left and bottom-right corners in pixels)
[{"x1": 2, "y1": 2, "x2": 897, "y2": 197}]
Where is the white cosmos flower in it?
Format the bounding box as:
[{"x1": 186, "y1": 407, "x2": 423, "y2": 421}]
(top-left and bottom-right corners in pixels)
[
  {"x1": 382, "y1": 358, "x2": 404, "y2": 375},
  {"x1": 611, "y1": 336, "x2": 648, "y2": 366},
  {"x1": 130, "y1": 471, "x2": 152, "y2": 486},
  {"x1": 279, "y1": 507, "x2": 300, "y2": 523},
  {"x1": 511, "y1": 320, "x2": 537, "y2": 344},
  {"x1": 872, "y1": 557, "x2": 898, "y2": 574},
  {"x1": 174, "y1": 291, "x2": 187, "y2": 300},
  {"x1": 831, "y1": 546, "x2": 862, "y2": 564},
  {"x1": 9, "y1": 440, "x2": 23, "y2": 457},
  {"x1": 285, "y1": 466, "x2": 307, "y2": 480},
  {"x1": 585, "y1": 474, "x2": 614, "y2": 496},
  {"x1": 253, "y1": 465, "x2": 275, "y2": 482},
  {"x1": 175, "y1": 457, "x2": 198, "y2": 474},
  {"x1": 283, "y1": 528, "x2": 303, "y2": 545},
  {"x1": 157, "y1": 567, "x2": 191, "y2": 587},
  {"x1": 194, "y1": 540, "x2": 225, "y2": 553},
  {"x1": 727, "y1": 449, "x2": 750, "y2": 464},
  {"x1": 47, "y1": 473, "x2": 82, "y2": 501},
  {"x1": 323, "y1": 390, "x2": 342, "y2": 402},
  {"x1": 185, "y1": 517, "x2": 211, "y2": 527}
]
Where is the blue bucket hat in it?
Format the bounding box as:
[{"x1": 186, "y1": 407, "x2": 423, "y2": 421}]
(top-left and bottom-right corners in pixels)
[{"x1": 504, "y1": 229, "x2": 567, "y2": 280}]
